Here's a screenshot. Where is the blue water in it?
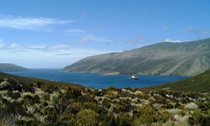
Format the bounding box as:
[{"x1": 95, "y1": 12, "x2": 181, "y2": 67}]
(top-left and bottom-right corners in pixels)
[{"x1": 6, "y1": 69, "x2": 188, "y2": 89}]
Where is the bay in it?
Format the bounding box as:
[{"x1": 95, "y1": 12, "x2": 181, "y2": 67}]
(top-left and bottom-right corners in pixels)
[{"x1": 7, "y1": 69, "x2": 188, "y2": 89}]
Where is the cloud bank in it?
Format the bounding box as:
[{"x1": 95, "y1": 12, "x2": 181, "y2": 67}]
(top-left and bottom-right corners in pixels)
[
  {"x1": 77, "y1": 35, "x2": 113, "y2": 44},
  {"x1": 66, "y1": 29, "x2": 86, "y2": 33},
  {"x1": 0, "y1": 39, "x2": 110, "y2": 68},
  {"x1": 0, "y1": 16, "x2": 73, "y2": 31}
]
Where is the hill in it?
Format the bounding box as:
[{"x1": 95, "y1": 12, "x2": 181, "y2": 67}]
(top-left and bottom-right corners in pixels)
[
  {"x1": 63, "y1": 38, "x2": 210, "y2": 76},
  {"x1": 0, "y1": 63, "x2": 29, "y2": 72},
  {"x1": 147, "y1": 70, "x2": 210, "y2": 92},
  {"x1": 0, "y1": 73, "x2": 209, "y2": 125}
]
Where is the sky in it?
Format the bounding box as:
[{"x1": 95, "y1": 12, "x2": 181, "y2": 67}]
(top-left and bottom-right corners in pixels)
[{"x1": 0, "y1": 0, "x2": 210, "y2": 68}]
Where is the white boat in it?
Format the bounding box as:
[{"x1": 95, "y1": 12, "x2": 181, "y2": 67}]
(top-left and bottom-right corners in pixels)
[{"x1": 130, "y1": 75, "x2": 138, "y2": 80}]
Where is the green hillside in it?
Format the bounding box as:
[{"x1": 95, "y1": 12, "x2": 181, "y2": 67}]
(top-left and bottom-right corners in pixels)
[
  {"x1": 147, "y1": 70, "x2": 210, "y2": 92},
  {"x1": 0, "y1": 73, "x2": 209, "y2": 126},
  {"x1": 63, "y1": 38, "x2": 210, "y2": 76},
  {"x1": 0, "y1": 63, "x2": 28, "y2": 72}
]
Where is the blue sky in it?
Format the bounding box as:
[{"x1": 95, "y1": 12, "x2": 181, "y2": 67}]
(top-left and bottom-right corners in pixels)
[{"x1": 0, "y1": 0, "x2": 210, "y2": 68}]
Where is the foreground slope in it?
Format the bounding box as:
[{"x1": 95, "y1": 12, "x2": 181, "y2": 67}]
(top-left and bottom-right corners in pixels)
[
  {"x1": 0, "y1": 73, "x2": 209, "y2": 125},
  {"x1": 0, "y1": 63, "x2": 28, "y2": 72},
  {"x1": 147, "y1": 70, "x2": 210, "y2": 92},
  {"x1": 63, "y1": 38, "x2": 210, "y2": 76}
]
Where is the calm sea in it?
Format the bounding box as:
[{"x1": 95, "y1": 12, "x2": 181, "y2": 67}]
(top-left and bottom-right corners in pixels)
[{"x1": 7, "y1": 69, "x2": 188, "y2": 89}]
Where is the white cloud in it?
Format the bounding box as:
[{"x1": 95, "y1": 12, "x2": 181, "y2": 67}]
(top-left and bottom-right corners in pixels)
[
  {"x1": 45, "y1": 44, "x2": 72, "y2": 50},
  {"x1": 78, "y1": 35, "x2": 92, "y2": 43},
  {"x1": 0, "y1": 40, "x2": 111, "y2": 68},
  {"x1": 164, "y1": 38, "x2": 182, "y2": 43},
  {"x1": 78, "y1": 35, "x2": 113, "y2": 44},
  {"x1": 0, "y1": 15, "x2": 73, "y2": 31},
  {"x1": 10, "y1": 43, "x2": 22, "y2": 48},
  {"x1": 66, "y1": 29, "x2": 86, "y2": 33},
  {"x1": 0, "y1": 38, "x2": 5, "y2": 48},
  {"x1": 28, "y1": 44, "x2": 47, "y2": 49}
]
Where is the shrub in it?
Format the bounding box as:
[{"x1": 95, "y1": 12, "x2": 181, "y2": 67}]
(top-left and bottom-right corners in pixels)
[
  {"x1": 44, "y1": 107, "x2": 57, "y2": 124},
  {"x1": 116, "y1": 114, "x2": 133, "y2": 126},
  {"x1": 93, "y1": 90, "x2": 103, "y2": 96},
  {"x1": 113, "y1": 102, "x2": 132, "y2": 113},
  {"x1": 67, "y1": 103, "x2": 82, "y2": 114},
  {"x1": 7, "y1": 91, "x2": 21, "y2": 99},
  {"x1": 23, "y1": 94, "x2": 40, "y2": 105},
  {"x1": 106, "y1": 87, "x2": 121, "y2": 92},
  {"x1": 40, "y1": 84, "x2": 59, "y2": 93},
  {"x1": 0, "y1": 78, "x2": 4, "y2": 83},
  {"x1": 76, "y1": 110, "x2": 98, "y2": 126},
  {"x1": 78, "y1": 94, "x2": 95, "y2": 102},
  {"x1": 102, "y1": 99, "x2": 112, "y2": 108},
  {"x1": 197, "y1": 101, "x2": 210, "y2": 111},
  {"x1": 155, "y1": 89, "x2": 171, "y2": 97},
  {"x1": 0, "y1": 113, "x2": 15, "y2": 126},
  {"x1": 134, "y1": 106, "x2": 172, "y2": 125},
  {"x1": 22, "y1": 83, "x2": 35, "y2": 93},
  {"x1": 36, "y1": 81, "x2": 44, "y2": 88},
  {"x1": 188, "y1": 110, "x2": 210, "y2": 126},
  {"x1": 56, "y1": 113, "x2": 75, "y2": 125},
  {"x1": 136, "y1": 93, "x2": 150, "y2": 100},
  {"x1": 82, "y1": 102, "x2": 97, "y2": 110},
  {"x1": 104, "y1": 90, "x2": 118, "y2": 99},
  {"x1": 98, "y1": 115, "x2": 116, "y2": 126},
  {"x1": 161, "y1": 103, "x2": 174, "y2": 109},
  {"x1": 65, "y1": 87, "x2": 82, "y2": 99}
]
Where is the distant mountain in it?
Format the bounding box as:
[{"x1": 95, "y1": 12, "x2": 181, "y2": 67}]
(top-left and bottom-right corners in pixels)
[
  {"x1": 0, "y1": 63, "x2": 29, "y2": 72},
  {"x1": 147, "y1": 69, "x2": 210, "y2": 92},
  {"x1": 63, "y1": 38, "x2": 210, "y2": 76}
]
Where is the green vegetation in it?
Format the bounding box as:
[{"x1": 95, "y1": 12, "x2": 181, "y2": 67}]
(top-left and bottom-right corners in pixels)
[
  {"x1": 0, "y1": 72, "x2": 209, "y2": 126},
  {"x1": 63, "y1": 38, "x2": 210, "y2": 76},
  {"x1": 147, "y1": 70, "x2": 210, "y2": 92},
  {"x1": 0, "y1": 63, "x2": 29, "y2": 72}
]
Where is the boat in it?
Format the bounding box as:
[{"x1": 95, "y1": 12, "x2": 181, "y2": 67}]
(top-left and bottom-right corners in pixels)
[{"x1": 130, "y1": 75, "x2": 138, "y2": 80}]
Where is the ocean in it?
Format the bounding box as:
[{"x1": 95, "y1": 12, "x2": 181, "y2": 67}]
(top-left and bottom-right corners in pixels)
[{"x1": 7, "y1": 69, "x2": 188, "y2": 89}]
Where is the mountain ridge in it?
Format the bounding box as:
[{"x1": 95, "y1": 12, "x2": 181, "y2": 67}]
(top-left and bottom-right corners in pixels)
[{"x1": 63, "y1": 38, "x2": 210, "y2": 76}]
